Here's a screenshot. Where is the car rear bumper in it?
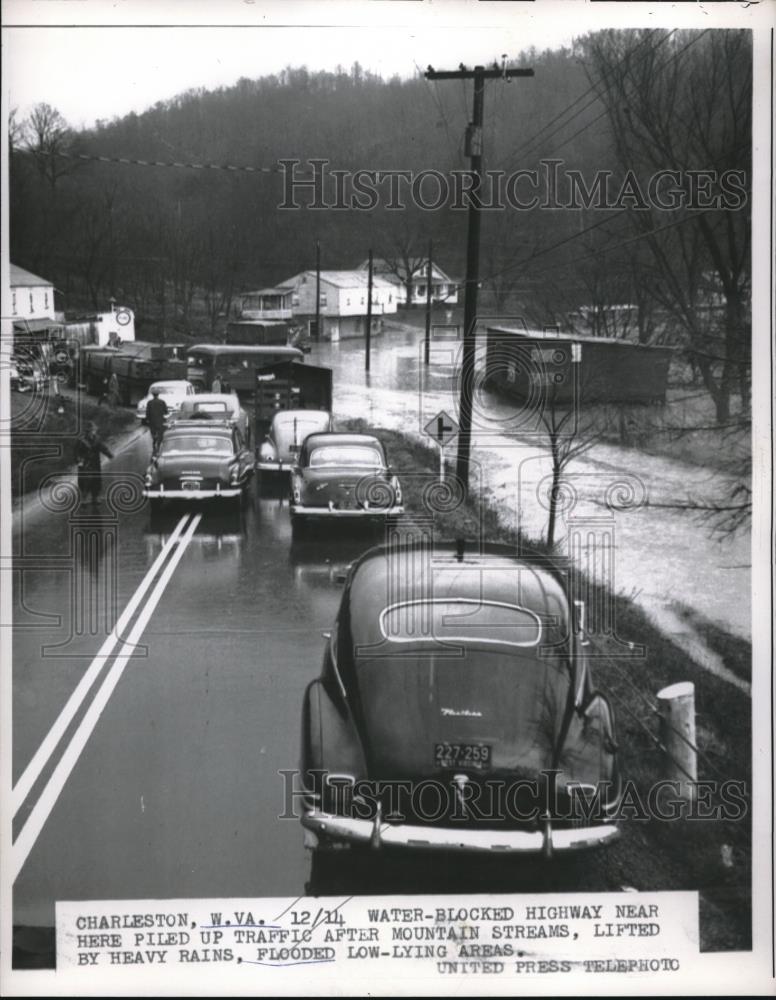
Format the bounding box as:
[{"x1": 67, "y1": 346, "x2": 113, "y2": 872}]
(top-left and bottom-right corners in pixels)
[
  {"x1": 301, "y1": 809, "x2": 619, "y2": 855},
  {"x1": 144, "y1": 486, "x2": 242, "y2": 499},
  {"x1": 256, "y1": 460, "x2": 292, "y2": 472},
  {"x1": 290, "y1": 505, "x2": 404, "y2": 518}
]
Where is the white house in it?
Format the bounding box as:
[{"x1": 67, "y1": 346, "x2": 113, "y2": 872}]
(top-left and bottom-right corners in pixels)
[
  {"x1": 10, "y1": 264, "x2": 57, "y2": 324},
  {"x1": 279, "y1": 270, "x2": 398, "y2": 341},
  {"x1": 359, "y1": 257, "x2": 459, "y2": 307}
]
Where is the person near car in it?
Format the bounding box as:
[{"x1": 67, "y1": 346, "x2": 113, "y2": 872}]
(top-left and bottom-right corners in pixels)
[
  {"x1": 145, "y1": 386, "x2": 169, "y2": 455},
  {"x1": 75, "y1": 421, "x2": 114, "y2": 506}
]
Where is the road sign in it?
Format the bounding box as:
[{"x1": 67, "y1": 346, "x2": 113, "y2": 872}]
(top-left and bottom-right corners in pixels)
[{"x1": 424, "y1": 409, "x2": 459, "y2": 447}]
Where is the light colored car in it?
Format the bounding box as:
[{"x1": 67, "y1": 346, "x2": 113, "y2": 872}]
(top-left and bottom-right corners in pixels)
[
  {"x1": 137, "y1": 380, "x2": 195, "y2": 420},
  {"x1": 256, "y1": 409, "x2": 332, "y2": 473},
  {"x1": 173, "y1": 392, "x2": 251, "y2": 443},
  {"x1": 143, "y1": 419, "x2": 254, "y2": 503}
]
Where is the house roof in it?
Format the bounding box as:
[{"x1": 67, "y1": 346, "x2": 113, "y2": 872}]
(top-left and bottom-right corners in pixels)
[
  {"x1": 241, "y1": 287, "x2": 293, "y2": 298},
  {"x1": 361, "y1": 258, "x2": 454, "y2": 283},
  {"x1": 12, "y1": 318, "x2": 63, "y2": 334},
  {"x1": 280, "y1": 270, "x2": 397, "y2": 291},
  {"x1": 488, "y1": 326, "x2": 676, "y2": 350},
  {"x1": 11, "y1": 264, "x2": 54, "y2": 288}
]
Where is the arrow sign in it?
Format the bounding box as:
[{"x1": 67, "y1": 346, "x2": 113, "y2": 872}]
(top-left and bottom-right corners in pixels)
[{"x1": 424, "y1": 409, "x2": 459, "y2": 447}]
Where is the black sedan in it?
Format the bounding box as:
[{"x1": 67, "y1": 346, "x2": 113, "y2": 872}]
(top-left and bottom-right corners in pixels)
[
  {"x1": 289, "y1": 433, "x2": 403, "y2": 533},
  {"x1": 143, "y1": 420, "x2": 254, "y2": 505},
  {"x1": 300, "y1": 541, "x2": 622, "y2": 855}
]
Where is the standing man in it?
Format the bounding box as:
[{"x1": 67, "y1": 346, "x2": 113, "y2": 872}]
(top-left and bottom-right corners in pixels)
[
  {"x1": 145, "y1": 386, "x2": 169, "y2": 455},
  {"x1": 75, "y1": 421, "x2": 114, "y2": 506}
]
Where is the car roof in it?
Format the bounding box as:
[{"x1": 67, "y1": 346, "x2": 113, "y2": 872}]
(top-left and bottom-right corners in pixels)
[
  {"x1": 181, "y1": 392, "x2": 239, "y2": 404},
  {"x1": 272, "y1": 408, "x2": 329, "y2": 424},
  {"x1": 165, "y1": 420, "x2": 233, "y2": 435},
  {"x1": 149, "y1": 380, "x2": 191, "y2": 389},
  {"x1": 345, "y1": 541, "x2": 569, "y2": 644},
  {"x1": 303, "y1": 432, "x2": 383, "y2": 449},
  {"x1": 188, "y1": 344, "x2": 303, "y2": 358}
]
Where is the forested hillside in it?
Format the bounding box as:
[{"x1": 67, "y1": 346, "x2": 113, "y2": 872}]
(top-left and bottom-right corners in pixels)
[{"x1": 10, "y1": 29, "x2": 751, "y2": 421}]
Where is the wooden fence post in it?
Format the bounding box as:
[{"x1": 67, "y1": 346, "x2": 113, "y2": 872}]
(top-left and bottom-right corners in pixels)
[{"x1": 656, "y1": 681, "x2": 697, "y2": 802}]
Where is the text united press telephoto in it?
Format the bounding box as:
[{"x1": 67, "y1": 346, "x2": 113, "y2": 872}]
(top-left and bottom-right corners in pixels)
[{"x1": 2, "y1": 2, "x2": 772, "y2": 997}]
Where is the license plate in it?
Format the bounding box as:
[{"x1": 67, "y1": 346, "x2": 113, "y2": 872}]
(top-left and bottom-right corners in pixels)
[
  {"x1": 434, "y1": 742, "x2": 491, "y2": 770},
  {"x1": 181, "y1": 480, "x2": 200, "y2": 491}
]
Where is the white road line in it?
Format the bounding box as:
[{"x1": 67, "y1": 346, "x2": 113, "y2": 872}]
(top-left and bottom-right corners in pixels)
[
  {"x1": 11, "y1": 513, "x2": 201, "y2": 882},
  {"x1": 11, "y1": 514, "x2": 192, "y2": 817}
]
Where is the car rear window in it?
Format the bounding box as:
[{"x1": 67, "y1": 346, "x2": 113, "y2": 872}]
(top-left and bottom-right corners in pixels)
[
  {"x1": 191, "y1": 402, "x2": 230, "y2": 414},
  {"x1": 309, "y1": 445, "x2": 384, "y2": 468},
  {"x1": 160, "y1": 436, "x2": 232, "y2": 457},
  {"x1": 379, "y1": 599, "x2": 542, "y2": 648}
]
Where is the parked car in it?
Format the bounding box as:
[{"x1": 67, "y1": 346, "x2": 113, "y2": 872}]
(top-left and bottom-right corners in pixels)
[
  {"x1": 143, "y1": 419, "x2": 253, "y2": 504},
  {"x1": 10, "y1": 353, "x2": 49, "y2": 393},
  {"x1": 256, "y1": 409, "x2": 332, "y2": 474},
  {"x1": 137, "y1": 380, "x2": 195, "y2": 421},
  {"x1": 289, "y1": 433, "x2": 403, "y2": 531},
  {"x1": 173, "y1": 391, "x2": 251, "y2": 443},
  {"x1": 300, "y1": 541, "x2": 622, "y2": 855}
]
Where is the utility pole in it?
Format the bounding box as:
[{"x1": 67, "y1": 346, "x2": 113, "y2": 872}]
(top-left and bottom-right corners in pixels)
[
  {"x1": 425, "y1": 61, "x2": 533, "y2": 493},
  {"x1": 315, "y1": 240, "x2": 321, "y2": 341},
  {"x1": 424, "y1": 239, "x2": 433, "y2": 366},
  {"x1": 365, "y1": 248, "x2": 373, "y2": 372}
]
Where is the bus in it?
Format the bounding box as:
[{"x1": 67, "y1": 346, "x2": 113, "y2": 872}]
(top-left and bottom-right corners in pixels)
[{"x1": 186, "y1": 344, "x2": 305, "y2": 395}]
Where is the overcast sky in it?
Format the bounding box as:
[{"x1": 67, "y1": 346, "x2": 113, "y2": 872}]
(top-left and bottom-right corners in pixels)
[
  {"x1": 5, "y1": 19, "x2": 576, "y2": 130},
  {"x1": 3, "y1": 1, "x2": 766, "y2": 131}
]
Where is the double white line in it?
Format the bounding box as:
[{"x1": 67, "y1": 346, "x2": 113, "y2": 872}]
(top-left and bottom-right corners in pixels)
[{"x1": 11, "y1": 512, "x2": 201, "y2": 882}]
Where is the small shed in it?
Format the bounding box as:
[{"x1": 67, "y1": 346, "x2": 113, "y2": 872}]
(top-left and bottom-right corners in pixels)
[{"x1": 484, "y1": 326, "x2": 674, "y2": 405}]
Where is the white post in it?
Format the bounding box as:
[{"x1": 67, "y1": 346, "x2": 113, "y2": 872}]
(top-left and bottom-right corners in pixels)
[
  {"x1": 439, "y1": 445, "x2": 445, "y2": 483},
  {"x1": 656, "y1": 681, "x2": 697, "y2": 803}
]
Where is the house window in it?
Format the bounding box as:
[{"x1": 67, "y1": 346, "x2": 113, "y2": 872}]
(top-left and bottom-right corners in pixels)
[
  {"x1": 360, "y1": 296, "x2": 365, "y2": 306},
  {"x1": 346, "y1": 297, "x2": 350, "y2": 306},
  {"x1": 45, "y1": 291, "x2": 49, "y2": 309},
  {"x1": 320, "y1": 292, "x2": 327, "y2": 307},
  {"x1": 388, "y1": 293, "x2": 392, "y2": 303},
  {"x1": 12, "y1": 291, "x2": 17, "y2": 315},
  {"x1": 30, "y1": 292, "x2": 34, "y2": 311},
  {"x1": 292, "y1": 293, "x2": 300, "y2": 307},
  {"x1": 417, "y1": 285, "x2": 426, "y2": 298}
]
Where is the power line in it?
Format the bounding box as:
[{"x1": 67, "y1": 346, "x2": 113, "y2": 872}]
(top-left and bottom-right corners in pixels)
[
  {"x1": 494, "y1": 30, "x2": 671, "y2": 174},
  {"x1": 16, "y1": 148, "x2": 284, "y2": 174}
]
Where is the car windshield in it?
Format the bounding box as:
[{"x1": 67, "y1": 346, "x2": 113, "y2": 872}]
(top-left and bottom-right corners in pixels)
[
  {"x1": 379, "y1": 599, "x2": 542, "y2": 648},
  {"x1": 309, "y1": 445, "x2": 384, "y2": 468},
  {"x1": 160, "y1": 435, "x2": 232, "y2": 457},
  {"x1": 151, "y1": 385, "x2": 180, "y2": 396}
]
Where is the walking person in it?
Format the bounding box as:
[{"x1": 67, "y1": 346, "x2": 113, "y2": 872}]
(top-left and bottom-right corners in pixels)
[
  {"x1": 75, "y1": 421, "x2": 114, "y2": 506},
  {"x1": 145, "y1": 386, "x2": 169, "y2": 456}
]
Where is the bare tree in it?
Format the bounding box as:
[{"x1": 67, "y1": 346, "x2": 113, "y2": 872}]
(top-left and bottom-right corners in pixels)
[
  {"x1": 539, "y1": 384, "x2": 612, "y2": 549},
  {"x1": 23, "y1": 103, "x2": 78, "y2": 189},
  {"x1": 579, "y1": 29, "x2": 751, "y2": 423}
]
